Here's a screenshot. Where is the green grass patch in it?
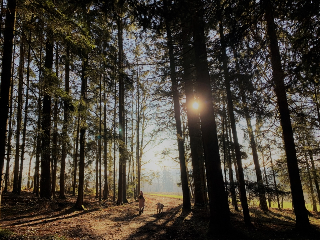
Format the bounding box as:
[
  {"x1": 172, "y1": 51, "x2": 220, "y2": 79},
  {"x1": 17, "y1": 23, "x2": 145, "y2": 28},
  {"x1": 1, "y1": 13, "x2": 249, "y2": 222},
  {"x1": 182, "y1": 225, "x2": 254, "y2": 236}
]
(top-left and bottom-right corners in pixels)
[
  {"x1": 148, "y1": 193, "x2": 183, "y2": 199},
  {"x1": 52, "y1": 234, "x2": 68, "y2": 240},
  {"x1": 0, "y1": 228, "x2": 14, "y2": 238}
]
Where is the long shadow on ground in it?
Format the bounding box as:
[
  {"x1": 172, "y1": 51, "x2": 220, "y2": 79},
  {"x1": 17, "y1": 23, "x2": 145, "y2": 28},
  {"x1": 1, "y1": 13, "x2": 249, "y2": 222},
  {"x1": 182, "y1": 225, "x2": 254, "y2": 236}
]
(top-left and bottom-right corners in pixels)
[{"x1": 125, "y1": 205, "x2": 320, "y2": 240}]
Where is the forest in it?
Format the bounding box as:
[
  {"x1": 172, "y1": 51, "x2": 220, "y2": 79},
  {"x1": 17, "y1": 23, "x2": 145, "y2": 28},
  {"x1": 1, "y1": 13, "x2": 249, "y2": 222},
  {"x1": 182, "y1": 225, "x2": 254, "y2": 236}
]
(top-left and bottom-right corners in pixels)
[{"x1": 1, "y1": 0, "x2": 320, "y2": 239}]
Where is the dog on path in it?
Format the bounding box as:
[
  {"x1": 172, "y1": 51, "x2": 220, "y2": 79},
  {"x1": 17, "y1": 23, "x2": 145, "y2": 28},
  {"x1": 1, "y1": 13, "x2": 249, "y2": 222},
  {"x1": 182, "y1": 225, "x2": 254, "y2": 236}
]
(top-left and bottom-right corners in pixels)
[{"x1": 156, "y1": 202, "x2": 164, "y2": 213}]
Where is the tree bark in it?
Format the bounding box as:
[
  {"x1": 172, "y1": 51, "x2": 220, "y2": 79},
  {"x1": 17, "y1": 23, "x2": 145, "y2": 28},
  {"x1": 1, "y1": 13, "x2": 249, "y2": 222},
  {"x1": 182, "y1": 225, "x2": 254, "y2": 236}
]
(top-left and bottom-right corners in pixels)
[
  {"x1": 75, "y1": 51, "x2": 88, "y2": 209},
  {"x1": 72, "y1": 113, "x2": 80, "y2": 196},
  {"x1": 13, "y1": 29, "x2": 24, "y2": 194},
  {"x1": 164, "y1": 1, "x2": 191, "y2": 210},
  {"x1": 181, "y1": 21, "x2": 206, "y2": 207},
  {"x1": 40, "y1": 34, "x2": 54, "y2": 199},
  {"x1": 136, "y1": 76, "x2": 140, "y2": 198},
  {"x1": 269, "y1": 146, "x2": 280, "y2": 209},
  {"x1": 219, "y1": 22, "x2": 251, "y2": 225},
  {"x1": 192, "y1": 1, "x2": 230, "y2": 231},
  {"x1": 261, "y1": 150, "x2": 271, "y2": 207},
  {"x1": 51, "y1": 44, "x2": 60, "y2": 198},
  {"x1": 33, "y1": 35, "x2": 43, "y2": 197},
  {"x1": 99, "y1": 74, "x2": 102, "y2": 202},
  {"x1": 0, "y1": 0, "x2": 17, "y2": 196},
  {"x1": 305, "y1": 152, "x2": 317, "y2": 212},
  {"x1": 103, "y1": 79, "x2": 109, "y2": 199},
  {"x1": 224, "y1": 106, "x2": 238, "y2": 211},
  {"x1": 19, "y1": 28, "x2": 32, "y2": 194},
  {"x1": 308, "y1": 148, "x2": 320, "y2": 206},
  {"x1": 264, "y1": 0, "x2": 310, "y2": 229},
  {"x1": 4, "y1": 66, "x2": 14, "y2": 193},
  {"x1": 61, "y1": 45, "x2": 70, "y2": 199}
]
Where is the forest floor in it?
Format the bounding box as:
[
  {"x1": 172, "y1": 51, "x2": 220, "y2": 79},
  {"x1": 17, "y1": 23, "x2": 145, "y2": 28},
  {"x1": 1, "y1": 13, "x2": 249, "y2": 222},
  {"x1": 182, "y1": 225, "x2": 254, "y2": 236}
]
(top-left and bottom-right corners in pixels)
[{"x1": 1, "y1": 191, "x2": 320, "y2": 240}]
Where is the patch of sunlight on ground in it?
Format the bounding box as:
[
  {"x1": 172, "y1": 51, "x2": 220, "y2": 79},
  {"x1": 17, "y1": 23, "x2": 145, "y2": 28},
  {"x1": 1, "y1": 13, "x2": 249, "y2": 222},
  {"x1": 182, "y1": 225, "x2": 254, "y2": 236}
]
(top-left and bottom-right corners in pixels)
[{"x1": 245, "y1": 198, "x2": 320, "y2": 211}]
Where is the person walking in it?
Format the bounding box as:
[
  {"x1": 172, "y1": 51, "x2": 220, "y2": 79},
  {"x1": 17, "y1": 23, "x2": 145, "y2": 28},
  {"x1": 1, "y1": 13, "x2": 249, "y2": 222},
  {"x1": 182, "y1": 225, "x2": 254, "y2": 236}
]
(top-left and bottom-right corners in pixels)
[{"x1": 138, "y1": 191, "x2": 145, "y2": 215}]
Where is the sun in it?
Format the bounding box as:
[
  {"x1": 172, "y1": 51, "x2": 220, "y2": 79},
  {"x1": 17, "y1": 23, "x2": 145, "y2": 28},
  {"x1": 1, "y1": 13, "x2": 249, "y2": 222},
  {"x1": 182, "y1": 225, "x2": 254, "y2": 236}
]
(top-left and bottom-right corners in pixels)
[{"x1": 192, "y1": 102, "x2": 199, "y2": 110}]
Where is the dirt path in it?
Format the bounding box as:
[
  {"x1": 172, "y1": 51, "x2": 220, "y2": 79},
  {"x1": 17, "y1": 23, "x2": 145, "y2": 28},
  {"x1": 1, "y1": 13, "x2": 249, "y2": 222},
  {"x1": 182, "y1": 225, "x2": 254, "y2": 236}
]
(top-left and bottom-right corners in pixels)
[
  {"x1": 1, "y1": 193, "x2": 202, "y2": 240},
  {"x1": 3, "y1": 192, "x2": 320, "y2": 239}
]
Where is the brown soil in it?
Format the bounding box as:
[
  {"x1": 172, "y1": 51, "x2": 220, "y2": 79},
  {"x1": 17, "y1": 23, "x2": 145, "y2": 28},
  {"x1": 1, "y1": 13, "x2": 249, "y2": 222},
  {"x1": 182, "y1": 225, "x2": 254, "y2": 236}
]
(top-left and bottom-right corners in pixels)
[{"x1": 1, "y1": 192, "x2": 320, "y2": 240}]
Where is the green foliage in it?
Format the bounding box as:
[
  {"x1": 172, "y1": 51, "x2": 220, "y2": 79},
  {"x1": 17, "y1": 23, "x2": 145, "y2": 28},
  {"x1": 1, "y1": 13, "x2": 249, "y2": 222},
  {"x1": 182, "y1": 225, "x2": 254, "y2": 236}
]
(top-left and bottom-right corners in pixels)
[{"x1": 0, "y1": 228, "x2": 14, "y2": 238}]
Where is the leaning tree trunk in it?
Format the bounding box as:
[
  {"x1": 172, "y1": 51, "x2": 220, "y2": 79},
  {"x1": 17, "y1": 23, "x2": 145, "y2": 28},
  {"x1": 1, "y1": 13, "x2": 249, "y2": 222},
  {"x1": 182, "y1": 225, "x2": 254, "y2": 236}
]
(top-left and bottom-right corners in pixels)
[
  {"x1": 4, "y1": 33, "x2": 16, "y2": 193},
  {"x1": 219, "y1": 22, "x2": 251, "y2": 225},
  {"x1": 165, "y1": 1, "x2": 191, "y2": 210},
  {"x1": 264, "y1": 0, "x2": 310, "y2": 229},
  {"x1": 192, "y1": 1, "x2": 230, "y2": 231},
  {"x1": 233, "y1": 46, "x2": 268, "y2": 211},
  {"x1": 0, "y1": 0, "x2": 17, "y2": 197},
  {"x1": 224, "y1": 105, "x2": 238, "y2": 211}
]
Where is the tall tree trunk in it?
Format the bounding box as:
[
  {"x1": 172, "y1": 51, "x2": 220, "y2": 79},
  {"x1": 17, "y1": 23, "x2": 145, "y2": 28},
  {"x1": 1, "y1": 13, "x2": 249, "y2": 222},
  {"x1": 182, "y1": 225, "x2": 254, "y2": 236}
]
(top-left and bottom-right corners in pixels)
[
  {"x1": 263, "y1": 0, "x2": 310, "y2": 229},
  {"x1": 52, "y1": 44, "x2": 59, "y2": 198},
  {"x1": 99, "y1": 74, "x2": 102, "y2": 201},
  {"x1": 0, "y1": 0, "x2": 4, "y2": 38},
  {"x1": 13, "y1": 31, "x2": 25, "y2": 194},
  {"x1": 304, "y1": 151, "x2": 317, "y2": 212},
  {"x1": 40, "y1": 33, "x2": 54, "y2": 199},
  {"x1": 131, "y1": 89, "x2": 135, "y2": 199},
  {"x1": 4, "y1": 35, "x2": 16, "y2": 193},
  {"x1": 34, "y1": 92, "x2": 42, "y2": 196},
  {"x1": 233, "y1": 46, "x2": 268, "y2": 211},
  {"x1": 261, "y1": 151, "x2": 271, "y2": 207},
  {"x1": 75, "y1": 51, "x2": 88, "y2": 209},
  {"x1": 117, "y1": 14, "x2": 126, "y2": 205},
  {"x1": 219, "y1": 22, "x2": 251, "y2": 225},
  {"x1": 182, "y1": 21, "x2": 207, "y2": 207},
  {"x1": 308, "y1": 148, "x2": 320, "y2": 206},
  {"x1": 61, "y1": 45, "x2": 70, "y2": 199},
  {"x1": 192, "y1": 1, "x2": 230, "y2": 231},
  {"x1": 19, "y1": 29, "x2": 32, "y2": 193},
  {"x1": 27, "y1": 153, "x2": 34, "y2": 189},
  {"x1": 136, "y1": 75, "x2": 140, "y2": 197},
  {"x1": 164, "y1": 1, "x2": 191, "y2": 210},
  {"x1": 0, "y1": 0, "x2": 17, "y2": 197},
  {"x1": 72, "y1": 113, "x2": 80, "y2": 196},
  {"x1": 96, "y1": 140, "x2": 99, "y2": 198},
  {"x1": 225, "y1": 105, "x2": 238, "y2": 211},
  {"x1": 113, "y1": 77, "x2": 117, "y2": 202},
  {"x1": 242, "y1": 94, "x2": 268, "y2": 211},
  {"x1": 268, "y1": 146, "x2": 280, "y2": 209},
  {"x1": 52, "y1": 96, "x2": 58, "y2": 198},
  {"x1": 34, "y1": 36, "x2": 43, "y2": 197},
  {"x1": 103, "y1": 79, "x2": 109, "y2": 199}
]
